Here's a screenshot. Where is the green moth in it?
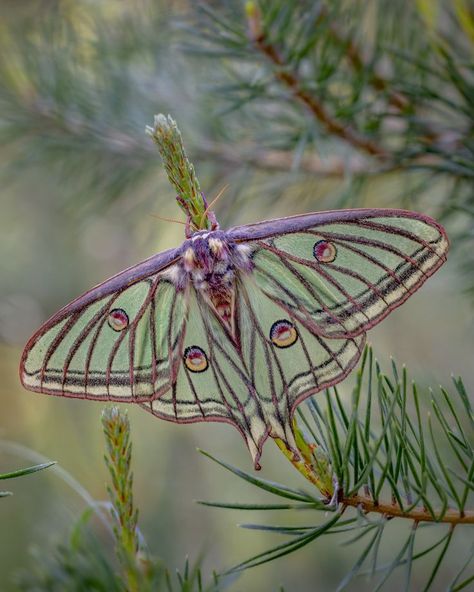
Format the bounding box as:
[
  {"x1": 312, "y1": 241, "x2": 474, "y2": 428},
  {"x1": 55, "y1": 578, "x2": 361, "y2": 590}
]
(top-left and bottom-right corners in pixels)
[{"x1": 20, "y1": 208, "x2": 448, "y2": 469}]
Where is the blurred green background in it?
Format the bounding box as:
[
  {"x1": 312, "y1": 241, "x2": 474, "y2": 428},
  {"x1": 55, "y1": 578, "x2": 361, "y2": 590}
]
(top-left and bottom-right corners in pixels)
[{"x1": 1, "y1": 1, "x2": 473, "y2": 590}]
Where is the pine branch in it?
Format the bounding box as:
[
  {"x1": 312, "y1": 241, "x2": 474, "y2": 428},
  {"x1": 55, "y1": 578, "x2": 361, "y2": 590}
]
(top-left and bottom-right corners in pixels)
[
  {"x1": 100, "y1": 407, "x2": 224, "y2": 591},
  {"x1": 342, "y1": 495, "x2": 474, "y2": 525},
  {"x1": 185, "y1": 0, "x2": 474, "y2": 296},
  {"x1": 245, "y1": 3, "x2": 390, "y2": 159},
  {"x1": 314, "y1": 4, "x2": 410, "y2": 112},
  {"x1": 200, "y1": 346, "x2": 474, "y2": 588},
  {"x1": 146, "y1": 114, "x2": 217, "y2": 232},
  {"x1": 15, "y1": 416, "x2": 224, "y2": 592},
  {"x1": 186, "y1": 1, "x2": 473, "y2": 178}
]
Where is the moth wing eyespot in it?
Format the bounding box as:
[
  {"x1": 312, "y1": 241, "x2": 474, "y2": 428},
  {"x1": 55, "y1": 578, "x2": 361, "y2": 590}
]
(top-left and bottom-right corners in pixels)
[
  {"x1": 108, "y1": 308, "x2": 129, "y2": 331},
  {"x1": 270, "y1": 320, "x2": 298, "y2": 348},
  {"x1": 313, "y1": 240, "x2": 337, "y2": 263},
  {"x1": 184, "y1": 345, "x2": 209, "y2": 372}
]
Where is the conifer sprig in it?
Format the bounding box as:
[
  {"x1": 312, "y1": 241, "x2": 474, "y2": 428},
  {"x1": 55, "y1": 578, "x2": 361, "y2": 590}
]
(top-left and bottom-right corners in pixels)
[
  {"x1": 146, "y1": 114, "x2": 215, "y2": 233},
  {"x1": 199, "y1": 346, "x2": 474, "y2": 590},
  {"x1": 102, "y1": 407, "x2": 143, "y2": 592}
]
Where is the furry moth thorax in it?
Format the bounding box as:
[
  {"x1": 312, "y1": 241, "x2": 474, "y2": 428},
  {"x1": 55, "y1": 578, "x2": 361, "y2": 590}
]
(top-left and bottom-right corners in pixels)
[{"x1": 162, "y1": 230, "x2": 253, "y2": 332}]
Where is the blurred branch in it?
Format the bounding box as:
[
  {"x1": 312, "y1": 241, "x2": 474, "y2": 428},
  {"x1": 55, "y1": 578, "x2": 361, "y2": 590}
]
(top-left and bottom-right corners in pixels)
[
  {"x1": 246, "y1": 2, "x2": 390, "y2": 159},
  {"x1": 13, "y1": 89, "x2": 381, "y2": 178},
  {"x1": 21, "y1": 96, "x2": 468, "y2": 187},
  {"x1": 15, "y1": 94, "x2": 464, "y2": 183},
  {"x1": 198, "y1": 139, "x2": 377, "y2": 176},
  {"x1": 315, "y1": 5, "x2": 410, "y2": 112}
]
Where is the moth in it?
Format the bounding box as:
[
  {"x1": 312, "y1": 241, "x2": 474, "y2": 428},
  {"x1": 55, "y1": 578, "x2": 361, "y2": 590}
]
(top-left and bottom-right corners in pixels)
[{"x1": 20, "y1": 208, "x2": 448, "y2": 469}]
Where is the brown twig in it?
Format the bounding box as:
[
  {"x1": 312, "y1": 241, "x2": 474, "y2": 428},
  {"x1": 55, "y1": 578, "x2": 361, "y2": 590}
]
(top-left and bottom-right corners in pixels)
[
  {"x1": 196, "y1": 140, "x2": 381, "y2": 177},
  {"x1": 25, "y1": 89, "x2": 453, "y2": 179},
  {"x1": 343, "y1": 495, "x2": 474, "y2": 525},
  {"x1": 26, "y1": 97, "x2": 381, "y2": 178},
  {"x1": 278, "y1": 439, "x2": 474, "y2": 526},
  {"x1": 246, "y1": 4, "x2": 390, "y2": 160},
  {"x1": 317, "y1": 5, "x2": 410, "y2": 111}
]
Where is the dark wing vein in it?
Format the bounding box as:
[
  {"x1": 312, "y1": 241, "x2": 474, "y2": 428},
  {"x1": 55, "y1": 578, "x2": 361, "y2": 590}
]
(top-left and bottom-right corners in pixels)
[
  {"x1": 354, "y1": 220, "x2": 444, "y2": 258},
  {"x1": 127, "y1": 276, "x2": 162, "y2": 398},
  {"x1": 40, "y1": 312, "x2": 82, "y2": 388},
  {"x1": 254, "y1": 246, "x2": 349, "y2": 332},
  {"x1": 239, "y1": 281, "x2": 289, "y2": 422},
  {"x1": 61, "y1": 300, "x2": 113, "y2": 392},
  {"x1": 85, "y1": 297, "x2": 119, "y2": 396},
  {"x1": 306, "y1": 229, "x2": 426, "y2": 274},
  {"x1": 260, "y1": 243, "x2": 390, "y2": 308},
  {"x1": 195, "y1": 296, "x2": 242, "y2": 420}
]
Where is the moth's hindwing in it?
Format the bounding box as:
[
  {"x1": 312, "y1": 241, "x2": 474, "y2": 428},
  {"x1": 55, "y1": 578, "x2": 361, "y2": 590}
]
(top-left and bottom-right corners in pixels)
[
  {"x1": 238, "y1": 277, "x2": 365, "y2": 410},
  {"x1": 143, "y1": 278, "x2": 365, "y2": 468}
]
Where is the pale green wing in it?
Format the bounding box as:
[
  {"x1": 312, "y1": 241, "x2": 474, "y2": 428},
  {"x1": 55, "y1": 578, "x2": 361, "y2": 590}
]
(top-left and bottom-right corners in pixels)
[
  {"x1": 239, "y1": 212, "x2": 449, "y2": 337},
  {"x1": 144, "y1": 279, "x2": 364, "y2": 468},
  {"x1": 237, "y1": 276, "x2": 365, "y2": 439},
  {"x1": 20, "y1": 254, "x2": 186, "y2": 401},
  {"x1": 142, "y1": 289, "x2": 271, "y2": 468}
]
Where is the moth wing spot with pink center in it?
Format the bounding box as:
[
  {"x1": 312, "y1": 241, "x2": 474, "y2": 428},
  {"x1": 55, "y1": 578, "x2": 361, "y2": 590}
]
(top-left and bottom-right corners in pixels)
[
  {"x1": 184, "y1": 346, "x2": 209, "y2": 373},
  {"x1": 108, "y1": 308, "x2": 129, "y2": 331},
  {"x1": 313, "y1": 240, "x2": 337, "y2": 263},
  {"x1": 270, "y1": 320, "x2": 298, "y2": 348}
]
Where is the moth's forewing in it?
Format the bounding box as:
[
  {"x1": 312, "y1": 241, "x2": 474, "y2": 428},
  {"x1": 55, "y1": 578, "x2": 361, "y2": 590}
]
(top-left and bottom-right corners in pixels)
[
  {"x1": 229, "y1": 209, "x2": 449, "y2": 337},
  {"x1": 20, "y1": 247, "x2": 181, "y2": 401}
]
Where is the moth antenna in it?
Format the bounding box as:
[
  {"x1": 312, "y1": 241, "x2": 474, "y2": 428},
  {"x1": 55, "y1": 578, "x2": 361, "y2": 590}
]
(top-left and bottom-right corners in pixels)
[
  {"x1": 199, "y1": 184, "x2": 229, "y2": 228},
  {"x1": 149, "y1": 213, "x2": 187, "y2": 226}
]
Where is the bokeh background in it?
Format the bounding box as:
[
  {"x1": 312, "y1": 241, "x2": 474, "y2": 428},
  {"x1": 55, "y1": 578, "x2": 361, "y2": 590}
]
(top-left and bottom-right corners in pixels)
[{"x1": 1, "y1": 1, "x2": 473, "y2": 590}]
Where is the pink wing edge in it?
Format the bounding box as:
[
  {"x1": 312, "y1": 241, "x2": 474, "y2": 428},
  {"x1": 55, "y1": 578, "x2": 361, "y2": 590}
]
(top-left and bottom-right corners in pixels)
[{"x1": 227, "y1": 207, "x2": 449, "y2": 244}]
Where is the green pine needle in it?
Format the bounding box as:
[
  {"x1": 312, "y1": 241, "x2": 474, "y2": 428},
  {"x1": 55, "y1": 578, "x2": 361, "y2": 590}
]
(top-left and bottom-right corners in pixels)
[
  {"x1": 0, "y1": 461, "x2": 56, "y2": 481},
  {"x1": 0, "y1": 461, "x2": 56, "y2": 500}
]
